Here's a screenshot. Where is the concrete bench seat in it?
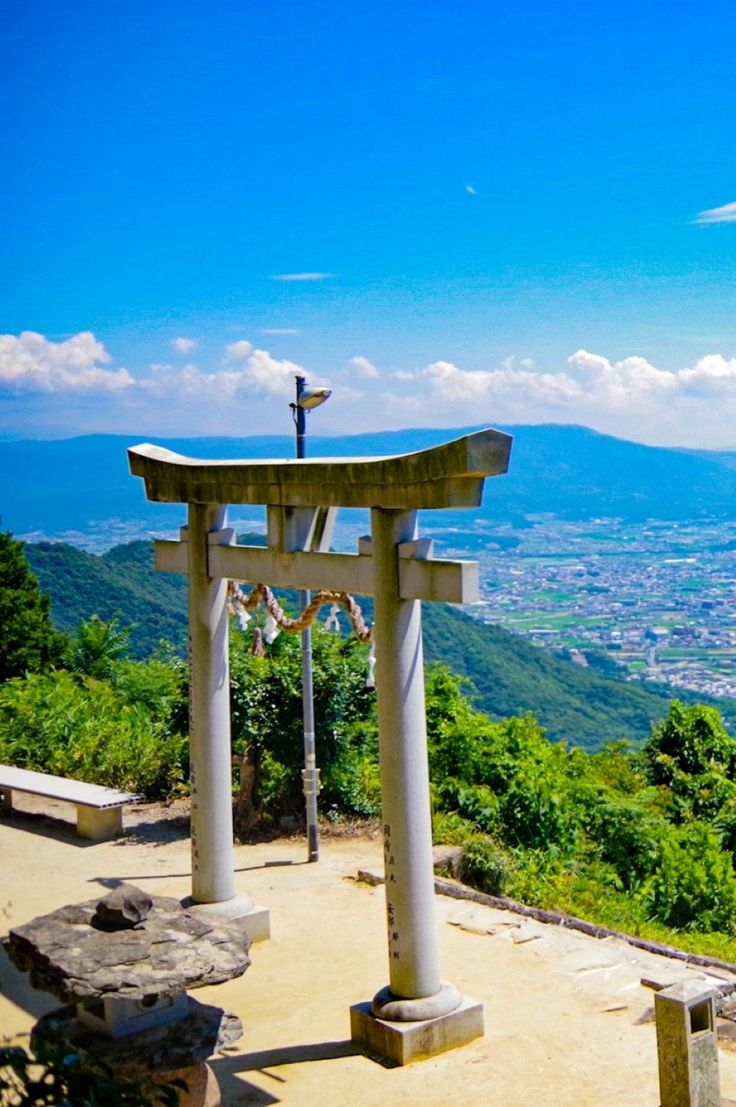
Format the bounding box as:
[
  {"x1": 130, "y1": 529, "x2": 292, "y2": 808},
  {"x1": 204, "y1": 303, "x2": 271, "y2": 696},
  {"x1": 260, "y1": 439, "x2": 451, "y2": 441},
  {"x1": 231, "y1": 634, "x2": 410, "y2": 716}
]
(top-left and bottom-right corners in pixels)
[{"x1": 0, "y1": 765, "x2": 140, "y2": 840}]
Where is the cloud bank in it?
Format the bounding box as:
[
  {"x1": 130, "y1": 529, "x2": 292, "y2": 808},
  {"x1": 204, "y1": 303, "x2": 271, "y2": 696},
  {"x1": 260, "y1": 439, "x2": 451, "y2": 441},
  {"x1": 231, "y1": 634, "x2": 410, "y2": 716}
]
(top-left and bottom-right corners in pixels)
[
  {"x1": 0, "y1": 332, "x2": 133, "y2": 392},
  {"x1": 5, "y1": 329, "x2": 736, "y2": 447}
]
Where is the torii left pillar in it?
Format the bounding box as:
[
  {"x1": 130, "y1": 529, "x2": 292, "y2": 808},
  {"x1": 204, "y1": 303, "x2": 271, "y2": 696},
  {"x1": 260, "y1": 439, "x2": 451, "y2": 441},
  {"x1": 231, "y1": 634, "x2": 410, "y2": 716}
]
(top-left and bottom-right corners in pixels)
[{"x1": 183, "y1": 502, "x2": 270, "y2": 940}]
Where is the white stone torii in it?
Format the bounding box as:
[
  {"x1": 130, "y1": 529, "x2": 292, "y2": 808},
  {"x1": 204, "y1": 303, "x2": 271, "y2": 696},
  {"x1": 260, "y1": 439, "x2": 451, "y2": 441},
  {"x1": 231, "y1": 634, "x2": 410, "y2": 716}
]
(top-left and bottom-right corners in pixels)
[{"x1": 128, "y1": 427, "x2": 511, "y2": 1065}]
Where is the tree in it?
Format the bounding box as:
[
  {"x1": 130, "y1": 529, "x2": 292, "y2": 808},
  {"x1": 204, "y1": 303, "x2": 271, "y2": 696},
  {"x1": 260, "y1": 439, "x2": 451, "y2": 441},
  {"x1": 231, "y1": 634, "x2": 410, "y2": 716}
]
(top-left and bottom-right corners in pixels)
[
  {"x1": 66, "y1": 614, "x2": 131, "y2": 680},
  {"x1": 0, "y1": 531, "x2": 66, "y2": 683},
  {"x1": 642, "y1": 701, "x2": 736, "y2": 820},
  {"x1": 228, "y1": 622, "x2": 376, "y2": 830}
]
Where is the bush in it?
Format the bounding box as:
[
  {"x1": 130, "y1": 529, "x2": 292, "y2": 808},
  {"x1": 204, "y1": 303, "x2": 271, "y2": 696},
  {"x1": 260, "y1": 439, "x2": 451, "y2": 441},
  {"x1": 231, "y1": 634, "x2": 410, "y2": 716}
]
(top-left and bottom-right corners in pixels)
[
  {"x1": 229, "y1": 624, "x2": 377, "y2": 823},
  {"x1": 586, "y1": 794, "x2": 669, "y2": 891},
  {"x1": 642, "y1": 821, "x2": 736, "y2": 933},
  {"x1": 434, "y1": 778, "x2": 502, "y2": 835},
  {"x1": 0, "y1": 670, "x2": 187, "y2": 798},
  {"x1": 458, "y1": 836, "x2": 513, "y2": 896}
]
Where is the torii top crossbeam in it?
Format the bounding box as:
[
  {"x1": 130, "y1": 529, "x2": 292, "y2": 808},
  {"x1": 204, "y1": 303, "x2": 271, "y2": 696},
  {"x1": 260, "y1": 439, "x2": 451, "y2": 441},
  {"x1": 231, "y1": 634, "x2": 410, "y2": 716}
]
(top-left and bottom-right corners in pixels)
[{"x1": 127, "y1": 428, "x2": 511, "y2": 510}]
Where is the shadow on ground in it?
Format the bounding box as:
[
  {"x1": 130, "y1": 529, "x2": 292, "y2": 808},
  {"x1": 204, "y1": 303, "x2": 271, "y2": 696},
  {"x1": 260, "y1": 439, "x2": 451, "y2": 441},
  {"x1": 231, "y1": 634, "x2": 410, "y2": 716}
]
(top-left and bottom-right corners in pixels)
[{"x1": 211, "y1": 1040, "x2": 364, "y2": 1104}]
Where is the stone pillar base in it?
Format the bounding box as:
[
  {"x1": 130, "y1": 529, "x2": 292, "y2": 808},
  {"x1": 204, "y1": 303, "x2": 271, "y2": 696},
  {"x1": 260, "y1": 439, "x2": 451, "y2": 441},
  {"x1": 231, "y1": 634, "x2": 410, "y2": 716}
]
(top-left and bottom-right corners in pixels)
[
  {"x1": 183, "y1": 895, "x2": 270, "y2": 943},
  {"x1": 350, "y1": 994, "x2": 484, "y2": 1066}
]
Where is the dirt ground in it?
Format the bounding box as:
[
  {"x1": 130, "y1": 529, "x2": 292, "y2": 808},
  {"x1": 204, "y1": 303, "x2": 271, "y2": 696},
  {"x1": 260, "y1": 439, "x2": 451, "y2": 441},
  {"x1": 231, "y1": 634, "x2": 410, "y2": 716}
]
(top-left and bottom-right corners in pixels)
[{"x1": 3, "y1": 796, "x2": 736, "y2": 1106}]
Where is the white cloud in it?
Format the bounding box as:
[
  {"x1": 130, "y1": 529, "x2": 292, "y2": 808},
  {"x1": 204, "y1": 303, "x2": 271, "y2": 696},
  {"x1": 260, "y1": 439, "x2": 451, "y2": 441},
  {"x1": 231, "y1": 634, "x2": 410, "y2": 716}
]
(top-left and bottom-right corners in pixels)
[
  {"x1": 171, "y1": 337, "x2": 197, "y2": 354},
  {"x1": 0, "y1": 331, "x2": 133, "y2": 393},
  {"x1": 349, "y1": 355, "x2": 381, "y2": 379},
  {"x1": 225, "y1": 340, "x2": 253, "y2": 359},
  {"x1": 142, "y1": 362, "x2": 250, "y2": 399},
  {"x1": 270, "y1": 272, "x2": 334, "y2": 282},
  {"x1": 259, "y1": 328, "x2": 302, "y2": 335},
  {"x1": 694, "y1": 201, "x2": 736, "y2": 225},
  {"x1": 678, "y1": 354, "x2": 736, "y2": 389},
  {"x1": 425, "y1": 360, "x2": 581, "y2": 406},
  {"x1": 567, "y1": 349, "x2": 676, "y2": 405},
  {"x1": 224, "y1": 340, "x2": 312, "y2": 397},
  {"x1": 465, "y1": 184, "x2": 478, "y2": 196}
]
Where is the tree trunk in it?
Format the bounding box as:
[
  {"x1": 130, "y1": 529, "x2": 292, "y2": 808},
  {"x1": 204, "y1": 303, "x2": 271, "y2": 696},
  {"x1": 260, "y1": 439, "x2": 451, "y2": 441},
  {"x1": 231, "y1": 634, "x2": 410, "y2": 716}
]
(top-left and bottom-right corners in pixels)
[{"x1": 233, "y1": 743, "x2": 261, "y2": 834}]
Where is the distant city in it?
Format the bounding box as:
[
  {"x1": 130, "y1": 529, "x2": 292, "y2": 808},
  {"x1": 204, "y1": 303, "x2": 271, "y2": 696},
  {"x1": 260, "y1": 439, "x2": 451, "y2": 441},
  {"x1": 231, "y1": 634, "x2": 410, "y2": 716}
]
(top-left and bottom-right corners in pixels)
[
  {"x1": 19, "y1": 508, "x2": 736, "y2": 703},
  {"x1": 443, "y1": 516, "x2": 736, "y2": 700}
]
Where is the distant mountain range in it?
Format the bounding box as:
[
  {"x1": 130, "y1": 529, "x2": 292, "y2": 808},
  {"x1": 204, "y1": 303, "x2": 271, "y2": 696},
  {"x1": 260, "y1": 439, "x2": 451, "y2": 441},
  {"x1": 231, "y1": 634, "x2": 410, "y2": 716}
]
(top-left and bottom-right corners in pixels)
[{"x1": 3, "y1": 424, "x2": 736, "y2": 541}]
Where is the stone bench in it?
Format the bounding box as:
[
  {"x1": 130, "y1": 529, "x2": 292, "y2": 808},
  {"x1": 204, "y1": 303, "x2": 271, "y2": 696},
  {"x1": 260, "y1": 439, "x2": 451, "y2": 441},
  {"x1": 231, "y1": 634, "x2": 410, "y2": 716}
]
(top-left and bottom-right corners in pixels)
[{"x1": 0, "y1": 765, "x2": 140, "y2": 840}]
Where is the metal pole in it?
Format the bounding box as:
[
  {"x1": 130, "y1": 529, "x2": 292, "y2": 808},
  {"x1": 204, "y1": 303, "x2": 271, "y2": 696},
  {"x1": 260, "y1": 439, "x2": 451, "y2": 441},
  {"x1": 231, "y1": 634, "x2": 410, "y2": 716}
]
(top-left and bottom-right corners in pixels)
[{"x1": 295, "y1": 376, "x2": 320, "y2": 862}]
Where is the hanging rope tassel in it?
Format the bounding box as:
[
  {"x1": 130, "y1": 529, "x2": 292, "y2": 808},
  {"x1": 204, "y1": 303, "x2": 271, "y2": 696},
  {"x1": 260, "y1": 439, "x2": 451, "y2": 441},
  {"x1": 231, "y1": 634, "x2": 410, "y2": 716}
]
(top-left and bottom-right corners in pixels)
[
  {"x1": 251, "y1": 626, "x2": 266, "y2": 657},
  {"x1": 263, "y1": 612, "x2": 280, "y2": 644},
  {"x1": 365, "y1": 642, "x2": 376, "y2": 681},
  {"x1": 235, "y1": 604, "x2": 251, "y2": 631},
  {"x1": 227, "y1": 580, "x2": 374, "y2": 642},
  {"x1": 325, "y1": 602, "x2": 341, "y2": 632}
]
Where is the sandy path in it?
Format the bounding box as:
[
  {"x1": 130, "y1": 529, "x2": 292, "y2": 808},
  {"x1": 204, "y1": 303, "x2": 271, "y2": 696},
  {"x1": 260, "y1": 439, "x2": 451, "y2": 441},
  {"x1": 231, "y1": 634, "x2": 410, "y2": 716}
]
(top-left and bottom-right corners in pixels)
[{"x1": 2, "y1": 797, "x2": 736, "y2": 1106}]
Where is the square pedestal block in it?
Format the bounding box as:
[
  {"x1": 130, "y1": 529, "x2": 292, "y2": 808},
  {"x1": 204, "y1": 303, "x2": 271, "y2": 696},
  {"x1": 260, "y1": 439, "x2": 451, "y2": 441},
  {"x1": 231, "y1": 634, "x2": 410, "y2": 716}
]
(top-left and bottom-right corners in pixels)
[
  {"x1": 350, "y1": 994, "x2": 483, "y2": 1066},
  {"x1": 239, "y1": 906, "x2": 271, "y2": 944}
]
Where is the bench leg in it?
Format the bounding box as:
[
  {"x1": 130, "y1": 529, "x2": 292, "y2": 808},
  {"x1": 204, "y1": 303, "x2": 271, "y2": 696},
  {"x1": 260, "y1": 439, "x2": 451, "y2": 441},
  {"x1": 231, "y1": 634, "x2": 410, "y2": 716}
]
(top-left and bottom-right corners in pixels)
[
  {"x1": 77, "y1": 806, "x2": 123, "y2": 840},
  {"x1": 0, "y1": 788, "x2": 13, "y2": 814}
]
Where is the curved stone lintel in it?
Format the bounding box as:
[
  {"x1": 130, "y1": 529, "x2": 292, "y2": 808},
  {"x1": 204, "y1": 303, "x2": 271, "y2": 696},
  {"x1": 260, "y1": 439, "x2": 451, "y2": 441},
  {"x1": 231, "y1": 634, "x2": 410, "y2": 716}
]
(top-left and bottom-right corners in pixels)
[{"x1": 128, "y1": 428, "x2": 512, "y2": 510}]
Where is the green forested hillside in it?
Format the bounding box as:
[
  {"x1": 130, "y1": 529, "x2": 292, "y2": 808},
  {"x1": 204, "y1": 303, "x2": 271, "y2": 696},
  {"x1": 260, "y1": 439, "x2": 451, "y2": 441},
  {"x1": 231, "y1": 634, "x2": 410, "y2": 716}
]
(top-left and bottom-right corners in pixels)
[
  {"x1": 26, "y1": 541, "x2": 189, "y2": 658},
  {"x1": 26, "y1": 537, "x2": 686, "y2": 751},
  {"x1": 423, "y1": 603, "x2": 676, "y2": 749}
]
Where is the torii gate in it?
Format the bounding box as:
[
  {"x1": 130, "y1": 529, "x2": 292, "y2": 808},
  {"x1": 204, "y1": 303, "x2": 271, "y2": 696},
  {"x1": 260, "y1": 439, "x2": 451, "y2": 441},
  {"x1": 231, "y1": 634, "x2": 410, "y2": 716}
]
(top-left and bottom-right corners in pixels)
[{"x1": 128, "y1": 427, "x2": 511, "y2": 1065}]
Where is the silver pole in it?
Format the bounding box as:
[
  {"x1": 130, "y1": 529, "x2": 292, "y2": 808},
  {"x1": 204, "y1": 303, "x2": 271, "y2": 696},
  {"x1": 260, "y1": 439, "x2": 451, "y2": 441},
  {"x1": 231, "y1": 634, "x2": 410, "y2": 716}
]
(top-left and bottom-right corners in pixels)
[
  {"x1": 301, "y1": 601, "x2": 319, "y2": 862},
  {"x1": 295, "y1": 376, "x2": 320, "y2": 862}
]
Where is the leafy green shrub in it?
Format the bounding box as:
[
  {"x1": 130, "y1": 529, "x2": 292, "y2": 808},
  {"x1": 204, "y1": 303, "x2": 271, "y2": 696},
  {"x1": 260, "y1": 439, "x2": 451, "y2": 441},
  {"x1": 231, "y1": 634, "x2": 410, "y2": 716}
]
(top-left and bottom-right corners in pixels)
[
  {"x1": 503, "y1": 848, "x2": 565, "y2": 906},
  {"x1": 434, "y1": 778, "x2": 502, "y2": 835},
  {"x1": 65, "y1": 615, "x2": 132, "y2": 680},
  {"x1": 458, "y1": 836, "x2": 513, "y2": 896},
  {"x1": 643, "y1": 701, "x2": 736, "y2": 790},
  {"x1": 642, "y1": 821, "x2": 736, "y2": 933},
  {"x1": 586, "y1": 794, "x2": 669, "y2": 891},
  {"x1": 500, "y1": 766, "x2": 579, "y2": 852},
  {"x1": 229, "y1": 623, "x2": 376, "y2": 822},
  {"x1": 0, "y1": 671, "x2": 187, "y2": 798}
]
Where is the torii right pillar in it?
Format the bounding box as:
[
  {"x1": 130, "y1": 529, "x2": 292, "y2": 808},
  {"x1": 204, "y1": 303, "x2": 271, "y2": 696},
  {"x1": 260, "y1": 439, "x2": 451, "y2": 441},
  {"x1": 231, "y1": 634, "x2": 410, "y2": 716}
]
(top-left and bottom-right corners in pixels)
[{"x1": 350, "y1": 505, "x2": 486, "y2": 1064}]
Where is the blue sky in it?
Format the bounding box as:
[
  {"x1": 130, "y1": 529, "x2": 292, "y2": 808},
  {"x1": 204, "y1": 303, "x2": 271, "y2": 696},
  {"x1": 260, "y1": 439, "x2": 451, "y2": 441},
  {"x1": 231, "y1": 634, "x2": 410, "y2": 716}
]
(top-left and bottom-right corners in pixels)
[{"x1": 2, "y1": 0, "x2": 736, "y2": 446}]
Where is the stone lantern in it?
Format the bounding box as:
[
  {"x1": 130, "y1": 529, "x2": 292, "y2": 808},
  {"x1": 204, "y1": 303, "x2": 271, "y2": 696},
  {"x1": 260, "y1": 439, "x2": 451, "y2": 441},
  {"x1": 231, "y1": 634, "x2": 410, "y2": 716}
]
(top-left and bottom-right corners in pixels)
[{"x1": 4, "y1": 884, "x2": 250, "y2": 1106}]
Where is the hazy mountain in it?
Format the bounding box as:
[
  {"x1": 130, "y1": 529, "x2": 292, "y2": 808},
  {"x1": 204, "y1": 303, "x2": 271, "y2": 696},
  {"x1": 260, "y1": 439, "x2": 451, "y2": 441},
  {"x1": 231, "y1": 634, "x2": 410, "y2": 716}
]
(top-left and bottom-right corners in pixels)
[{"x1": 3, "y1": 424, "x2": 736, "y2": 541}]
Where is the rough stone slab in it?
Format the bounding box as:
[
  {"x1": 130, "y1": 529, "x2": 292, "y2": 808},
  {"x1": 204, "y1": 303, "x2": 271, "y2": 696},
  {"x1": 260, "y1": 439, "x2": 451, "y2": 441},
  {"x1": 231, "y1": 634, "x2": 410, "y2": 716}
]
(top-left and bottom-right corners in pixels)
[
  {"x1": 5, "y1": 887, "x2": 251, "y2": 1002},
  {"x1": 350, "y1": 995, "x2": 484, "y2": 1066}
]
